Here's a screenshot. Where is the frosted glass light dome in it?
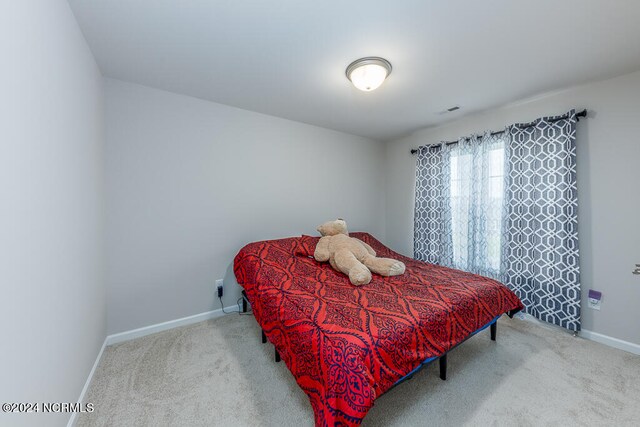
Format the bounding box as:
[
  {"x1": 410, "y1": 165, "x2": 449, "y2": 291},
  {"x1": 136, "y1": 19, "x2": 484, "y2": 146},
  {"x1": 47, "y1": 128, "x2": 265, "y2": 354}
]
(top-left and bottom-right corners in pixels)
[{"x1": 346, "y1": 57, "x2": 392, "y2": 92}]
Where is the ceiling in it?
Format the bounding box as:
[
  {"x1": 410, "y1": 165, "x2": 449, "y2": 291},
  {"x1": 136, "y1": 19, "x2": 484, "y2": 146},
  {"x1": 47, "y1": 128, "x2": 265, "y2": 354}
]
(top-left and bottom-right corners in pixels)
[{"x1": 68, "y1": 0, "x2": 640, "y2": 141}]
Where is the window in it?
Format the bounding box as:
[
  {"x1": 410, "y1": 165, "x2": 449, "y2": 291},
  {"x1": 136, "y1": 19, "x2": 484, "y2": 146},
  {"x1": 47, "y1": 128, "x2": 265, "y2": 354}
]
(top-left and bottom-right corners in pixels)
[{"x1": 449, "y1": 143, "x2": 504, "y2": 275}]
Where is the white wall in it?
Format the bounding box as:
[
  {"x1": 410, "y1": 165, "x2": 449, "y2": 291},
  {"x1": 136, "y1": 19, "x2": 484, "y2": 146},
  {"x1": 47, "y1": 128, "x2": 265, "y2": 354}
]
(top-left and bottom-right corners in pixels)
[
  {"x1": 0, "y1": 2, "x2": 105, "y2": 427},
  {"x1": 385, "y1": 71, "x2": 640, "y2": 345},
  {"x1": 105, "y1": 79, "x2": 386, "y2": 334}
]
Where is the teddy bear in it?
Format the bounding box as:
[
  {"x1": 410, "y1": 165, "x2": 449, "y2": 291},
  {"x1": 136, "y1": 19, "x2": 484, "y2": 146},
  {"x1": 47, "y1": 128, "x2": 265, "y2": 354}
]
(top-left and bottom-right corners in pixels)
[{"x1": 313, "y1": 219, "x2": 406, "y2": 285}]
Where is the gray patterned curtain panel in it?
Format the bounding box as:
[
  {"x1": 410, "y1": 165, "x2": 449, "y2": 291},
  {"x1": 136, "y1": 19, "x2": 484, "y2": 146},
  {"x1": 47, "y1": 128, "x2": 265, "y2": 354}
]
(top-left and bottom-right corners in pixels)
[
  {"x1": 502, "y1": 110, "x2": 581, "y2": 331},
  {"x1": 414, "y1": 110, "x2": 580, "y2": 331},
  {"x1": 414, "y1": 143, "x2": 451, "y2": 266}
]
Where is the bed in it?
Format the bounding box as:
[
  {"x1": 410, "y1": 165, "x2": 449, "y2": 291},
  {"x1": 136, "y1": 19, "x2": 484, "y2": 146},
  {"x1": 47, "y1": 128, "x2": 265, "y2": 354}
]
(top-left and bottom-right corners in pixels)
[{"x1": 233, "y1": 232, "x2": 523, "y2": 426}]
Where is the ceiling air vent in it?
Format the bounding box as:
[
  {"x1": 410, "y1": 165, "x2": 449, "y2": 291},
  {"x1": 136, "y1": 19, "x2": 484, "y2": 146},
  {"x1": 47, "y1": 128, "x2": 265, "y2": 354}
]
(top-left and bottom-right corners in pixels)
[{"x1": 436, "y1": 105, "x2": 462, "y2": 115}]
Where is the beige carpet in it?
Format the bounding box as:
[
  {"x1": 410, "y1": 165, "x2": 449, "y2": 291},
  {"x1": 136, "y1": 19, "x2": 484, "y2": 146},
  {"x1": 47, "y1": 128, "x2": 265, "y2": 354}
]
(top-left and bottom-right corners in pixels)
[{"x1": 77, "y1": 315, "x2": 640, "y2": 427}]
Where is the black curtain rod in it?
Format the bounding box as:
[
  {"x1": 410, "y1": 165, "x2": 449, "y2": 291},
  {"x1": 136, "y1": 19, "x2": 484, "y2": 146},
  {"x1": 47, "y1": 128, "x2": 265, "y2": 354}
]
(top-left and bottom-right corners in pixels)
[{"x1": 410, "y1": 109, "x2": 587, "y2": 155}]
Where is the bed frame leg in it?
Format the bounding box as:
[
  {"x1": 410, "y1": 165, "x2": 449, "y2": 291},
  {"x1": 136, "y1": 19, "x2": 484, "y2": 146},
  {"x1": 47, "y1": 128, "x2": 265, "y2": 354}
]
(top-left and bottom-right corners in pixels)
[
  {"x1": 241, "y1": 290, "x2": 248, "y2": 313},
  {"x1": 275, "y1": 348, "x2": 281, "y2": 363},
  {"x1": 439, "y1": 354, "x2": 447, "y2": 381},
  {"x1": 490, "y1": 322, "x2": 497, "y2": 341},
  {"x1": 261, "y1": 330, "x2": 267, "y2": 344}
]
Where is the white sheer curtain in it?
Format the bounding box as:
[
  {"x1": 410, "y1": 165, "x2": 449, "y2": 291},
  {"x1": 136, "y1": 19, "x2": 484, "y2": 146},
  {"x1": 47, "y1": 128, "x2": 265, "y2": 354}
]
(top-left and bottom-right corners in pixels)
[{"x1": 448, "y1": 133, "x2": 506, "y2": 278}]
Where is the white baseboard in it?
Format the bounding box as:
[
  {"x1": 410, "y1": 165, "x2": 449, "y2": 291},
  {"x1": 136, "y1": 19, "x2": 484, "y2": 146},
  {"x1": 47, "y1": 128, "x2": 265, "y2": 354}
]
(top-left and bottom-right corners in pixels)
[
  {"x1": 105, "y1": 306, "x2": 236, "y2": 346},
  {"x1": 517, "y1": 312, "x2": 640, "y2": 356},
  {"x1": 580, "y1": 329, "x2": 640, "y2": 356},
  {"x1": 67, "y1": 337, "x2": 107, "y2": 427},
  {"x1": 67, "y1": 306, "x2": 238, "y2": 426}
]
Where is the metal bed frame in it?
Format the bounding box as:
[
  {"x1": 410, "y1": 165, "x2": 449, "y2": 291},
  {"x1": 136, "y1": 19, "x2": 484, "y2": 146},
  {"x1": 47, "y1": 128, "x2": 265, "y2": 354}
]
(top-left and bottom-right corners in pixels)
[{"x1": 241, "y1": 290, "x2": 520, "y2": 382}]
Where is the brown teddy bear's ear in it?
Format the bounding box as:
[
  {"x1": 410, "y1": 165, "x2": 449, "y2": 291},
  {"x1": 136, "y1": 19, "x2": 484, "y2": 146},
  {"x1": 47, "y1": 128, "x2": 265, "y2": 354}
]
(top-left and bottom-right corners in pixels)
[
  {"x1": 317, "y1": 221, "x2": 329, "y2": 236},
  {"x1": 317, "y1": 219, "x2": 349, "y2": 236}
]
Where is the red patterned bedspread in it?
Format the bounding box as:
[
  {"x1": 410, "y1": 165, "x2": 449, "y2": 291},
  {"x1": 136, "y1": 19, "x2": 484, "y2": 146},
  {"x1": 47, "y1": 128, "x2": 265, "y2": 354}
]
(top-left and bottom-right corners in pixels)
[{"x1": 233, "y1": 233, "x2": 523, "y2": 426}]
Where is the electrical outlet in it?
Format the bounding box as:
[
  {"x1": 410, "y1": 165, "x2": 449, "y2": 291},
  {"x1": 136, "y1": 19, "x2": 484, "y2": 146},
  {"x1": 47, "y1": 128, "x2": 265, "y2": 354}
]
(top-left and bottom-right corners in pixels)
[
  {"x1": 216, "y1": 279, "x2": 223, "y2": 298},
  {"x1": 587, "y1": 289, "x2": 601, "y2": 310},
  {"x1": 588, "y1": 299, "x2": 601, "y2": 310}
]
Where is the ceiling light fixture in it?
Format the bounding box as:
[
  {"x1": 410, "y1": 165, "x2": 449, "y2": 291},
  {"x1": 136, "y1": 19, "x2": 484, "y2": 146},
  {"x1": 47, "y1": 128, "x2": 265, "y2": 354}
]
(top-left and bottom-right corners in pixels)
[{"x1": 345, "y1": 57, "x2": 392, "y2": 92}]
